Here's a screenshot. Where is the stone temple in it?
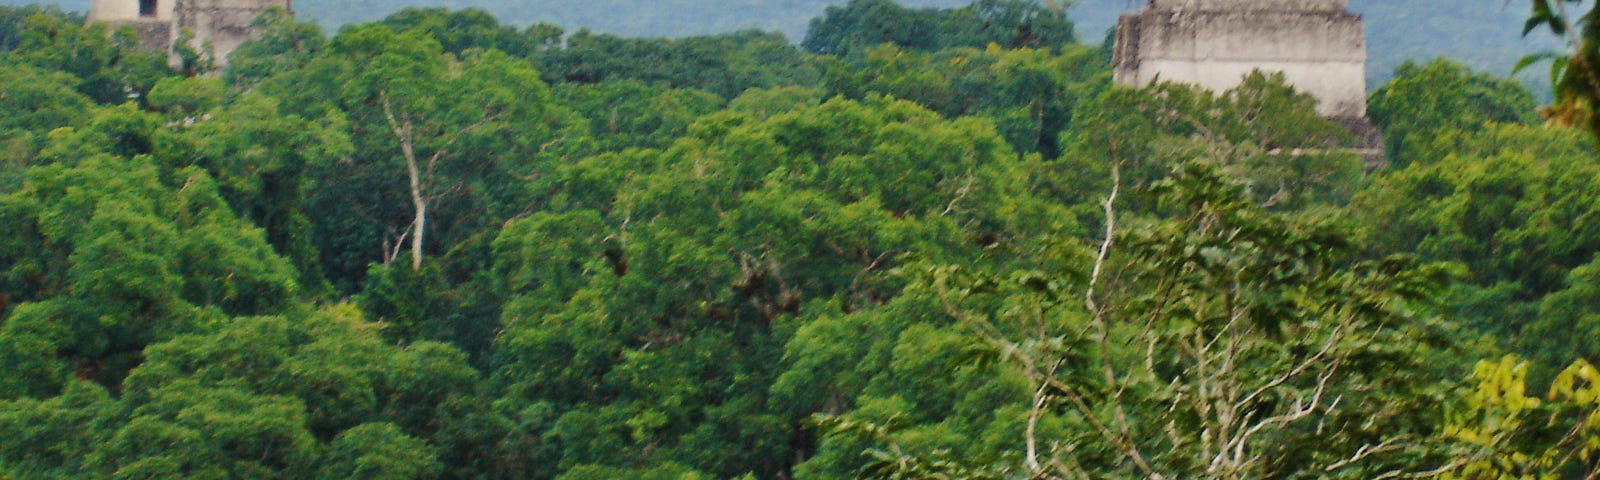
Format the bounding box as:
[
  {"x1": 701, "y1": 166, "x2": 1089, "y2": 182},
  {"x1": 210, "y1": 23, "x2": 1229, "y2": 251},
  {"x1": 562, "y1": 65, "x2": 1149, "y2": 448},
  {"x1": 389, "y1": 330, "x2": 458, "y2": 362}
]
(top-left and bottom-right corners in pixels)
[
  {"x1": 1112, "y1": 0, "x2": 1368, "y2": 120},
  {"x1": 87, "y1": 0, "x2": 291, "y2": 67}
]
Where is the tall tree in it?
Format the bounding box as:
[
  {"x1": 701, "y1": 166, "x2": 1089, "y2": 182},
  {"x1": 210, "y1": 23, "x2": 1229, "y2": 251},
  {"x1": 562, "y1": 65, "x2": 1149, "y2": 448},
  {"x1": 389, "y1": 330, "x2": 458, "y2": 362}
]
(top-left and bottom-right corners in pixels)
[
  {"x1": 0, "y1": 9, "x2": 170, "y2": 105},
  {"x1": 0, "y1": 106, "x2": 297, "y2": 397},
  {"x1": 804, "y1": 0, "x2": 1074, "y2": 57},
  {"x1": 1351, "y1": 122, "x2": 1600, "y2": 376},
  {"x1": 875, "y1": 163, "x2": 1455, "y2": 479},
  {"x1": 1368, "y1": 59, "x2": 1536, "y2": 167},
  {"x1": 535, "y1": 29, "x2": 817, "y2": 99},
  {"x1": 491, "y1": 95, "x2": 1066, "y2": 478},
  {"x1": 278, "y1": 24, "x2": 569, "y2": 272},
  {"x1": 820, "y1": 42, "x2": 1105, "y2": 158}
]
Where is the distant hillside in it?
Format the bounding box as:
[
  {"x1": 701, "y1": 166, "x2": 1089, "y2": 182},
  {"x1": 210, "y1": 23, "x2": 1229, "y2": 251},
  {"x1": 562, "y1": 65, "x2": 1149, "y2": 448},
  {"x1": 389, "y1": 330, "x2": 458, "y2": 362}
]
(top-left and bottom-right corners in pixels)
[
  {"x1": 9, "y1": 0, "x2": 1566, "y2": 88},
  {"x1": 1355, "y1": 0, "x2": 1560, "y2": 84}
]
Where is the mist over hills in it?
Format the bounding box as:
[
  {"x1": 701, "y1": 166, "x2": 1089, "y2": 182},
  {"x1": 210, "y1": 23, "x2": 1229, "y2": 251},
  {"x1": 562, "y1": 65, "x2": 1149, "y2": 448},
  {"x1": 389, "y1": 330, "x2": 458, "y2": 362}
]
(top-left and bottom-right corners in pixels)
[{"x1": 5, "y1": 0, "x2": 1564, "y2": 86}]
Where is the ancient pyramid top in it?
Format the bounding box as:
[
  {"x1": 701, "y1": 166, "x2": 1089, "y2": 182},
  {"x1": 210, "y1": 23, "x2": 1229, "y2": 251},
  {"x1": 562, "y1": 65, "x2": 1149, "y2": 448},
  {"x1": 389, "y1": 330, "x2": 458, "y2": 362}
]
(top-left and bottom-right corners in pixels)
[
  {"x1": 1116, "y1": 0, "x2": 1367, "y2": 118},
  {"x1": 1148, "y1": 0, "x2": 1348, "y2": 12}
]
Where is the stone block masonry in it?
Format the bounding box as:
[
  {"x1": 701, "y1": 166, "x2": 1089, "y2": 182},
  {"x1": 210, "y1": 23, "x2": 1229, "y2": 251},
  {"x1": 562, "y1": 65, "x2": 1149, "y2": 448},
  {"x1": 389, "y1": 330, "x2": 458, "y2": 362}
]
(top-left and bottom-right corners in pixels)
[
  {"x1": 1114, "y1": 0, "x2": 1368, "y2": 119},
  {"x1": 87, "y1": 0, "x2": 291, "y2": 69},
  {"x1": 174, "y1": 0, "x2": 292, "y2": 67},
  {"x1": 1150, "y1": 0, "x2": 1349, "y2": 12}
]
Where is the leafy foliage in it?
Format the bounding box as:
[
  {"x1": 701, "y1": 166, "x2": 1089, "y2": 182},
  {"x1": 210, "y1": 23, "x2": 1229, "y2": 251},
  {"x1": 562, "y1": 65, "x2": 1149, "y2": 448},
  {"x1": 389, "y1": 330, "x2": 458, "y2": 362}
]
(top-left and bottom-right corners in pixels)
[
  {"x1": 1368, "y1": 59, "x2": 1537, "y2": 167},
  {"x1": 1352, "y1": 122, "x2": 1600, "y2": 375},
  {"x1": 0, "y1": 2, "x2": 1596, "y2": 479},
  {"x1": 804, "y1": 0, "x2": 1074, "y2": 57},
  {"x1": 1440, "y1": 356, "x2": 1600, "y2": 479},
  {"x1": 535, "y1": 29, "x2": 818, "y2": 100},
  {"x1": 896, "y1": 163, "x2": 1456, "y2": 479}
]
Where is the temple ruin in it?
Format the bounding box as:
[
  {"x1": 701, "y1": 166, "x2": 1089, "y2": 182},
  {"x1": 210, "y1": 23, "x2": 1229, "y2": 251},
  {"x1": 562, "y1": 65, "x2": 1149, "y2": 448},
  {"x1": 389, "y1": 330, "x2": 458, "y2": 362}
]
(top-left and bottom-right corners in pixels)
[
  {"x1": 1113, "y1": 0, "x2": 1368, "y2": 119},
  {"x1": 87, "y1": 0, "x2": 291, "y2": 68}
]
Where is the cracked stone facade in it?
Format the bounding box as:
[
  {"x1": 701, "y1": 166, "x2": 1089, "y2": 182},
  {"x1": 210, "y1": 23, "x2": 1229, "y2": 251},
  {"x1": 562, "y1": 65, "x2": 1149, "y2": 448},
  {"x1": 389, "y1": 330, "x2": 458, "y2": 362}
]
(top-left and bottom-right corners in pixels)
[
  {"x1": 1113, "y1": 0, "x2": 1368, "y2": 119},
  {"x1": 87, "y1": 0, "x2": 291, "y2": 68}
]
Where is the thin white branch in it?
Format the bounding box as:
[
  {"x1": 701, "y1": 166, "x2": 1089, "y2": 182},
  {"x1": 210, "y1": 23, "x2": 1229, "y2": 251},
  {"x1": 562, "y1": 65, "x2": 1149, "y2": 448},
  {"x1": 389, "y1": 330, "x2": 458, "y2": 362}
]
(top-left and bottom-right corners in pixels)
[
  {"x1": 941, "y1": 169, "x2": 975, "y2": 216},
  {"x1": 1085, "y1": 162, "x2": 1121, "y2": 314},
  {"x1": 1026, "y1": 361, "x2": 1061, "y2": 474},
  {"x1": 1232, "y1": 310, "x2": 1354, "y2": 421},
  {"x1": 1370, "y1": 458, "x2": 1470, "y2": 480},
  {"x1": 1322, "y1": 437, "x2": 1408, "y2": 472}
]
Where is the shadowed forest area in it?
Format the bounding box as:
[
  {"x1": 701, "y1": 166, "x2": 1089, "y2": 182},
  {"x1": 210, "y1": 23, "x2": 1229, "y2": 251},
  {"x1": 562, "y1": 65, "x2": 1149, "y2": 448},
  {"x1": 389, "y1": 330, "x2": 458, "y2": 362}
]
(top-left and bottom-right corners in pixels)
[{"x1": 3, "y1": 0, "x2": 1600, "y2": 478}]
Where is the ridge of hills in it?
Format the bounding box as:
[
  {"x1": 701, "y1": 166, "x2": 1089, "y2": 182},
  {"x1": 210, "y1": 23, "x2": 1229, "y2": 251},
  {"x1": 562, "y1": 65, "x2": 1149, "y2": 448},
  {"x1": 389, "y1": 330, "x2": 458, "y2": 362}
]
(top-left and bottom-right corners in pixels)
[{"x1": 1, "y1": 0, "x2": 1564, "y2": 87}]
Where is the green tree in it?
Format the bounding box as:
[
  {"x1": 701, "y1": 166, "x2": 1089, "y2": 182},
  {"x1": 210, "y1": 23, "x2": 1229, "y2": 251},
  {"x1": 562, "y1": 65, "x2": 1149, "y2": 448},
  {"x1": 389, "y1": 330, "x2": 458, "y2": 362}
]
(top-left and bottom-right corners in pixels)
[
  {"x1": 381, "y1": 7, "x2": 546, "y2": 57},
  {"x1": 1528, "y1": 259, "x2": 1600, "y2": 374},
  {"x1": 554, "y1": 80, "x2": 723, "y2": 152},
  {"x1": 0, "y1": 108, "x2": 297, "y2": 395},
  {"x1": 1056, "y1": 76, "x2": 1361, "y2": 214},
  {"x1": 318, "y1": 422, "x2": 442, "y2": 480},
  {"x1": 804, "y1": 0, "x2": 940, "y2": 56},
  {"x1": 0, "y1": 64, "x2": 93, "y2": 188},
  {"x1": 1368, "y1": 59, "x2": 1536, "y2": 167},
  {"x1": 938, "y1": 0, "x2": 1075, "y2": 50},
  {"x1": 536, "y1": 29, "x2": 818, "y2": 99},
  {"x1": 821, "y1": 42, "x2": 1106, "y2": 158},
  {"x1": 0, "y1": 380, "x2": 116, "y2": 479},
  {"x1": 804, "y1": 0, "x2": 1074, "y2": 57},
  {"x1": 146, "y1": 82, "x2": 354, "y2": 297},
  {"x1": 1351, "y1": 122, "x2": 1600, "y2": 372},
  {"x1": 556, "y1": 463, "x2": 714, "y2": 480},
  {"x1": 491, "y1": 95, "x2": 1065, "y2": 478},
  {"x1": 1, "y1": 10, "x2": 171, "y2": 104},
  {"x1": 875, "y1": 163, "x2": 1456, "y2": 479},
  {"x1": 111, "y1": 305, "x2": 493, "y2": 478},
  {"x1": 258, "y1": 22, "x2": 577, "y2": 286},
  {"x1": 224, "y1": 7, "x2": 326, "y2": 89},
  {"x1": 0, "y1": 5, "x2": 82, "y2": 53},
  {"x1": 1439, "y1": 355, "x2": 1600, "y2": 479},
  {"x1": 93, "y1": 382, "x2": 320, "y2": 479}
]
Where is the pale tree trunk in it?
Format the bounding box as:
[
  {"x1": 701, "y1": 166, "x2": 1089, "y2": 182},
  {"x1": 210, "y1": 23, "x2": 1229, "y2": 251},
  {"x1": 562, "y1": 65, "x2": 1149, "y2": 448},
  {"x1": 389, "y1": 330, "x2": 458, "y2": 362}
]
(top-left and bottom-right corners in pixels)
[
  {"x1": 403, "y1": 132, "x2": 425, "y2": 270},
  {"x1": 937, "y1": 161, "x2": 1453, "y2": 480},
  {"x1": 384, "y1": 93, "x2": 427, "y2": 270},
  {"x1": 379, "y1": 91, "x2": 498, "y2": 270}
]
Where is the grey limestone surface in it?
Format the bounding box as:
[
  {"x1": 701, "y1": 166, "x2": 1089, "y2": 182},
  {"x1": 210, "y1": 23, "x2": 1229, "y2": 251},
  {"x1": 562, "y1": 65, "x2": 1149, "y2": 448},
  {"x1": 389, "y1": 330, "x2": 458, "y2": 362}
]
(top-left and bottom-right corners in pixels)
[
  {"x1": 86, "y1": 0, "x2": 290, "y2": 67},
  {"x1": 1114, "y1": 0, "x2": 1368, "y2": 118}
]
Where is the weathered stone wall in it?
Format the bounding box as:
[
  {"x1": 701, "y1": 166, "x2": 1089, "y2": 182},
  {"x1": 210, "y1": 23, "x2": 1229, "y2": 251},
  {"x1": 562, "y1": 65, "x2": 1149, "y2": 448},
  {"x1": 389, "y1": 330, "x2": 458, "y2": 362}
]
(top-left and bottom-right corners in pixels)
[
  {"x1": 1149, "y1": 0, "x2": 1347, "y2": 12},
  {"x1": 88, "y1": 0, "x2": 175, "y2": 22},
  {"x1": 88, "y1": 0, "x2": 287, "y2": 68},
  {"x1": 174, "y1": 0, "x2": 292, "y2": 66},
  {"x1": 1114, "y1": 0, "x2": 1367, "y2": 118},
  {"x1": 1131, "y1": 11, "x2": 1363, "y2": 62},
  {"x1": 97, "y1": 18, "x2": 173, "y2": 51}
]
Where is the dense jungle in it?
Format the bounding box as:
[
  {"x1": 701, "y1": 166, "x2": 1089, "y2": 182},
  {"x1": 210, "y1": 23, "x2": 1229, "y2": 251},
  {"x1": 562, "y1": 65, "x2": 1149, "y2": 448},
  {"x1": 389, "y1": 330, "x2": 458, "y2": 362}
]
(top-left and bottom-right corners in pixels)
[{"x1": 4, "y1": 0, "x2": 1600, "y2": 478}]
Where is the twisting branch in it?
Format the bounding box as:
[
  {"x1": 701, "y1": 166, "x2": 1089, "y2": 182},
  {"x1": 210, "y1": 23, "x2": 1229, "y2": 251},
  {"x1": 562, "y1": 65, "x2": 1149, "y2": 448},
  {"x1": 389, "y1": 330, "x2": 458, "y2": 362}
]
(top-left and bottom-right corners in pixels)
[
  {"x1": 1084, "y1": 162, "x2": 1121, "y2": 315},
  {"x1": 1321, "y1": 437, "x2": 1410, "y2": 472},
  {"x1": 1054, "y1": 161, "x2": 1169, "y2": 479},
  {"x1": 1232, "y1": 309, "x2": 1355, "y2": 419},
  {"x1": 378, "y1": 87, "x2": 503, "y2": 270},
  {"x1": 1370, "y1": 458, "x2": 1471, "y2": 480},
  {"x1": 1025, "y1": 359, "x2": 1061, "y2": 474},
  {"x1": 380, "y1": 225, "x2": 411, "y2": 268},
  {"x1": 1005, "y1": 346, "x2": 1165, "y2": 480},
  {"x1": 1083, "y1": 162, "x2": 1157, "y2": 475},
  {"x1": 928, "y1": 160, "x2": 1443, "y2": 479},
  {"x1": 380, "y1": 90, "x2": 428, "y2": 270}
]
